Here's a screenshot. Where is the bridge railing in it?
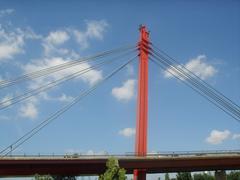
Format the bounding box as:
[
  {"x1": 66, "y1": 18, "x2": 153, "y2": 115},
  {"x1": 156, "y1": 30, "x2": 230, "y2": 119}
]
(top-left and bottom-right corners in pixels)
[{"x1": 2, "y1": 149, "x2": 240, "y2": 159}]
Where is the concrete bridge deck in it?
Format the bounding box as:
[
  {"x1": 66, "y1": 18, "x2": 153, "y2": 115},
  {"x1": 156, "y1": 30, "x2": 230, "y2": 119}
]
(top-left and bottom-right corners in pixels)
[{"x1": 0, "y1": 152, "x2": 240, "y2": 176}]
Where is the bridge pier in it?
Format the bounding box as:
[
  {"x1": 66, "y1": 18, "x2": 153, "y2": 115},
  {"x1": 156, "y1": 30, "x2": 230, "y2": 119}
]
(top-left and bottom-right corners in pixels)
[
  {"x1": 215, "y1": 170, "x2": 226, "y2": 180},
  {"x1": 134, "y1": 169, "x2": 147, "y2": 180}
]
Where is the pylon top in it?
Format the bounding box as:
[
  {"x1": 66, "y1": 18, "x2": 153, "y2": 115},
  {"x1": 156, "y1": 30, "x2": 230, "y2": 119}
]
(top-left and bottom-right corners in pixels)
[{"x1": 139, "y1": 25, "x2": 149, "y2": 35}]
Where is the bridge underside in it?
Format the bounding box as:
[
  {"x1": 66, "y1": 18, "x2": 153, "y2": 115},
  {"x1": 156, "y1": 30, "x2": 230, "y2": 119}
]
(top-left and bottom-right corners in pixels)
[{"x1": 0, "y1": 155, "x2": 240, "y2": 176}]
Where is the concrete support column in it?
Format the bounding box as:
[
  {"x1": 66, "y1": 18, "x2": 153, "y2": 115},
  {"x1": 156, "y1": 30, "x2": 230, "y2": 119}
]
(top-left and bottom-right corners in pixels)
[{"x1": 215, "y1": 170, "x2": 226, "y2": 180}]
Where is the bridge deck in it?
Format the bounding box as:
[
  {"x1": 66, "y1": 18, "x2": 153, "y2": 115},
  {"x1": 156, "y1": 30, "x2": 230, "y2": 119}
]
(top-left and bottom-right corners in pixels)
[{"x1": 0, "y1": 154, "x2": 240, "y2": 176}]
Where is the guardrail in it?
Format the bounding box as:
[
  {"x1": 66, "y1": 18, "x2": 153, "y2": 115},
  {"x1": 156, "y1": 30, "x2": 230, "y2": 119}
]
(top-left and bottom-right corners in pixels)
[{"x1": 2, "y1": 149, "x2": 240, "y2": 158}]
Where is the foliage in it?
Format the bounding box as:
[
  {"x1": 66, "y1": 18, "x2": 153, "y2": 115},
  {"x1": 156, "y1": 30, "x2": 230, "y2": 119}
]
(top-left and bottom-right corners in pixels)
[
  {"x1": 193, "y1": 173, "x2": 214, "y2": 180},
  {"x1": 227, "y1": 171, "x2": 240, "y2": 180},
  {"x1": 34, "y1": 174, "x2": 54, "y2": 180},
  {"x1": 99, "y1": 157, "x2": 126, "y2": 180},
  {"x1": 34, "y1": 175, "x2": 76, "y2": 180},
  {"x1": 53, "y1": 176, "x2": 76, "y2": 180},
  {"x1": 176, "y1": 172, "x2": 192, "y2": 180},
  {"x1": 167, "y1": 171, "x2": 240, "y2": 180},
  {"x1": 165, "y1": 173, "x2": 170, "y2": 180}
]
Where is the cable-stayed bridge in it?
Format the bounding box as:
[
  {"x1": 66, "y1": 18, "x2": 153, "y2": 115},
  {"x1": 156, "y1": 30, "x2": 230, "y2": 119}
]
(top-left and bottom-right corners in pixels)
[{"x1": 0, "y1": 25, "x2": 240, "y2": 180}]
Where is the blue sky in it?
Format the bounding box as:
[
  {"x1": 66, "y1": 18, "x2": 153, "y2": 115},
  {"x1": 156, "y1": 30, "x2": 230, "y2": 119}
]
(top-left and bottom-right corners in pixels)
[{"x1": 0, "y1": 0, "x2": 239, "y2": 158}]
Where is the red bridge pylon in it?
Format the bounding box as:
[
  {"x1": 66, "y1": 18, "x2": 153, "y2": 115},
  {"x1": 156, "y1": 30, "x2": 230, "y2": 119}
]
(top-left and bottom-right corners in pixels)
[{"x1": 134, "y1": 25, "x2": 150, "y2": 180}]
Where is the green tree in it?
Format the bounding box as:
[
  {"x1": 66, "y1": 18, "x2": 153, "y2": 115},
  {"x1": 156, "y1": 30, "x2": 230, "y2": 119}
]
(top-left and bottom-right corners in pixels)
[
  {"x1": 193, "y1": 173, "x2": 214, "y2": 180},
  {"x1": 34, "y1": 175, "x2": 76, "y2": 180},
  {"x1": 176, "y1": 172, "x2": 192, "y2": 180},
  {"x1": 34, "y1": 174, "x2": 54, "y2": 180},
  {"x1": 227, "y1": 171, "x2": 240, "y2": 180},
  {"x1": 52, "y1": 176, "x2": 76, "y2": 180},
  {"x1": 165, "y1": 173, "x2": 170, "y2": 180},
  {"x1": 99, "y1": 157, "x2": 126, "y2": 180}
]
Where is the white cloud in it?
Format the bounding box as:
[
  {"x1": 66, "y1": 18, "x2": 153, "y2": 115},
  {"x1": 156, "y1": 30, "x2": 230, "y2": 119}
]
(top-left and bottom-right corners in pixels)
[
  {"x1": 0, "y1": 25, "x2": 40, "y2": 62},
  {"x1": 72, "y1": 30, "x2": 88, "y2": 49},
  {"x1": 112, "y1": 79, "x2": 136, "y2": 102},
  {"x1": 119, "y1": 127, "x2": 136, "y2": 137},
  {"x1": 0, "y1": 29, "x2": 24, "y2": 61},
  {"x1": 0, "y1": 9, "x2": 14, "y2": 17},
  {"x1": 23, "y1": 56, "x2": 103, "y2": 89},
  {"x1": 42, "y1": 93, "x2": 74, "y2": 103},
  {"x1": 19, "y1": 27, "x2": 42, "y2": 40},
  {"x1": 206, "y1": 129, "x2": 231, "y2": 145},
  {"x1": 43, "y1": 30, "x2": 70, "y2": 56},
  {"x1": 0, "y1": 94, "x2": 12, "y2": 108},
  {"x1": 72, "y1": 20, "x2": 108, "y2": 49},
  {"x1": 85, "y1": 20, "x2": 108, "y2": 40},
  {"x1": 45, "y1": 31, "x2": 69, "y2": 45},
  {"x1": 19, "y1": 101, "x2": 38, "y2": 119},
  {"x1": 0, "y1": 18, "x2": 108, "y2": 120},
  {"x1": 233, "y1": 134, "x2": 240, "y2": 140},
  {"x1": 57, "y1": 94, "x2": 74, "y2": 102},
  {"x1": 42, "y1": 20, "x2": 108, "y2": 55},
  {"x1": 164, "y1": 55, "x2": 217, "y2": 80}
]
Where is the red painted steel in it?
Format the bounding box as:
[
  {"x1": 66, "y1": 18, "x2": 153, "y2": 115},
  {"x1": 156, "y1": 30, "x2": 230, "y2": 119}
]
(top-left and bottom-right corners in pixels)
[{"x1": 134, "y1": 25, "x2": 150, "y2": 180}]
